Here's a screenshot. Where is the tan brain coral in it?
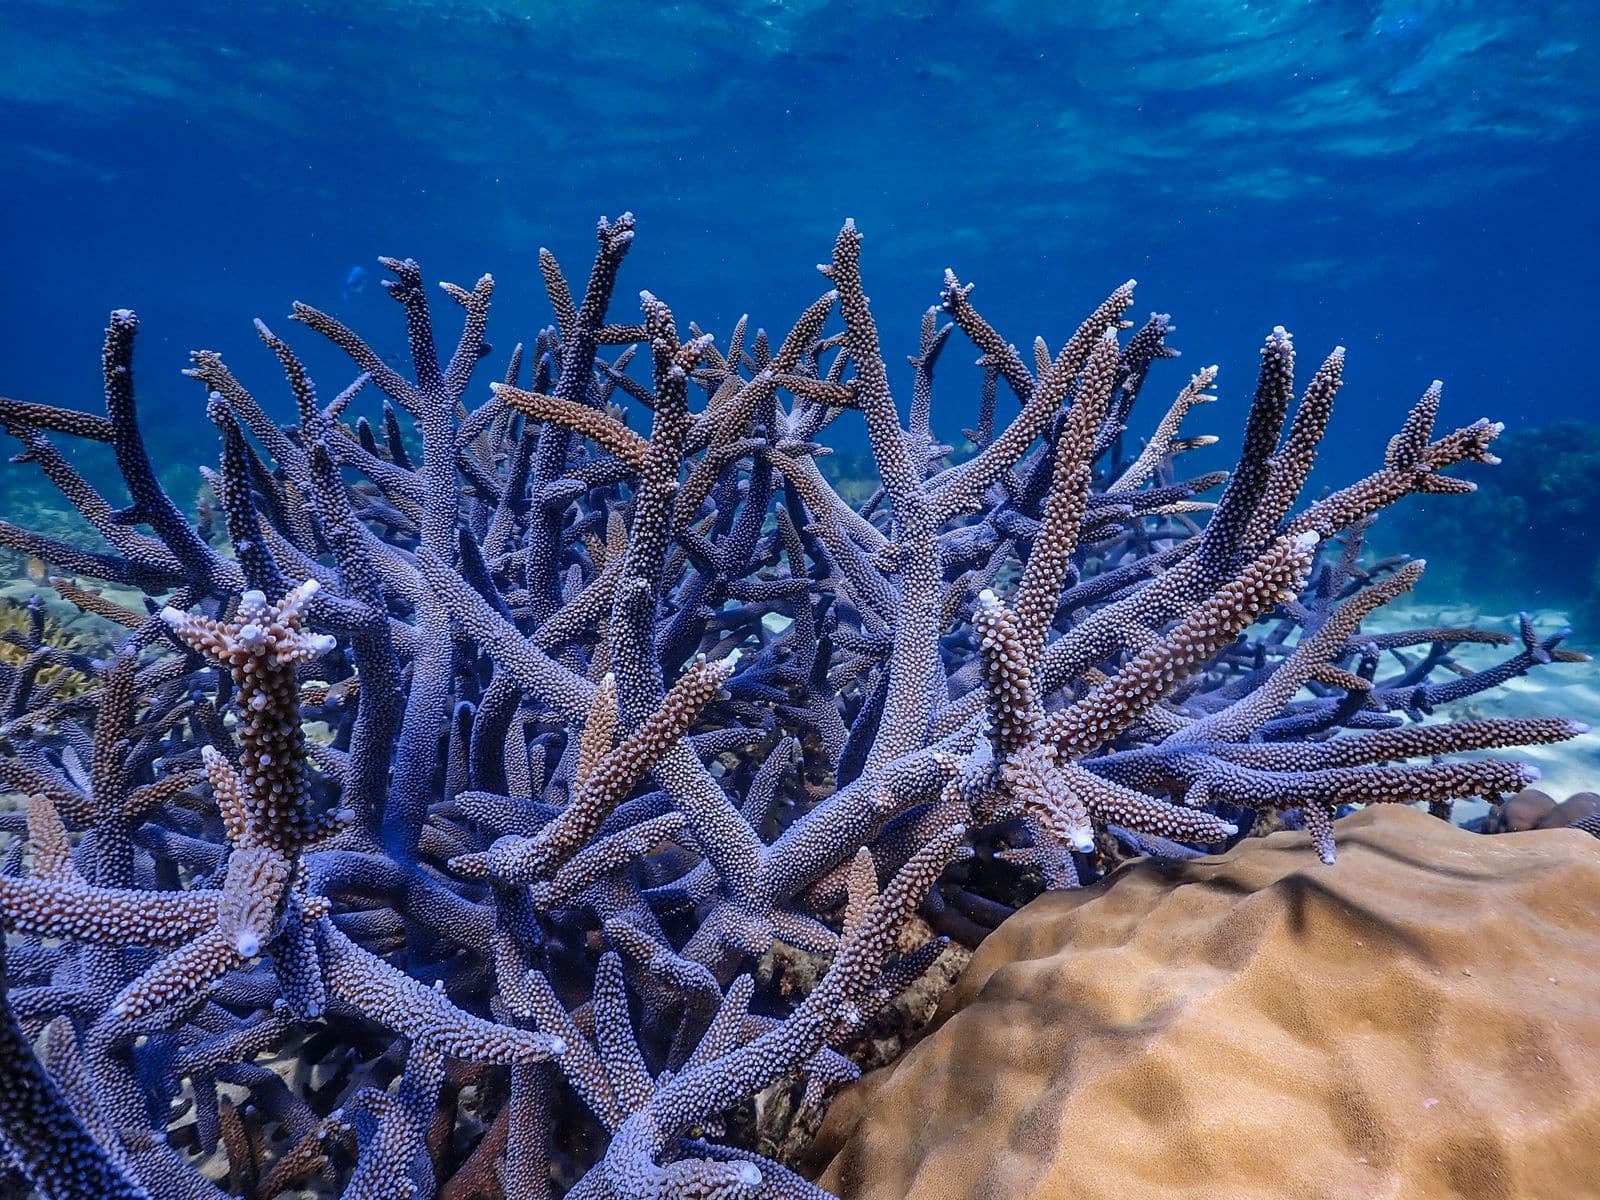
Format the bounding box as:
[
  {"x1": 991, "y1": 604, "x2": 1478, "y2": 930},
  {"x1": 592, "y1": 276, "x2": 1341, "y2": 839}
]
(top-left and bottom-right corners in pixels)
[{"x1": 813, "y1": 806, "x2": 1600, "y2": 1200}]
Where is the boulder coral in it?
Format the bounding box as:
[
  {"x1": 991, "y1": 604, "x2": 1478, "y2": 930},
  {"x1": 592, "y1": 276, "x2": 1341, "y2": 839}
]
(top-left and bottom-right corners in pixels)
[{"x1": 814, "y1": 805, "x2": 1600, "y2": 1200}]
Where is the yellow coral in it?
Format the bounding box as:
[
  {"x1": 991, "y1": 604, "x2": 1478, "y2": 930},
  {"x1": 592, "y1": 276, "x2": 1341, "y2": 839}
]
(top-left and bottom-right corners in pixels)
[{"x1": 0, "y1": 596, "x2": 103, "y2": 700}]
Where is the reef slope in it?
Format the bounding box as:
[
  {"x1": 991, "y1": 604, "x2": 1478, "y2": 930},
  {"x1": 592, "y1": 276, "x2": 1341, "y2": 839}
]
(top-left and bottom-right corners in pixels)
[{"x1": 815, "y1": 806, "x2": 1600, "y2": 1200}]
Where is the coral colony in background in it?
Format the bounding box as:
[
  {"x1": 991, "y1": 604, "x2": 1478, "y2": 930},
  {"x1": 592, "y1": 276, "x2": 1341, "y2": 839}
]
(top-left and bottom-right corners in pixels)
[{"x1": 0, "y1": 214, "x2": 1588, "y2": 1200}]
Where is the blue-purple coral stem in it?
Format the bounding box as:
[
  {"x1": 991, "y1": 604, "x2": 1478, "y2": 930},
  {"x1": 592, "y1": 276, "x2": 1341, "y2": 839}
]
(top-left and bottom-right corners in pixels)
[{"x1": 0, "y1": 217, "x2": 1586, "y2": 1198}]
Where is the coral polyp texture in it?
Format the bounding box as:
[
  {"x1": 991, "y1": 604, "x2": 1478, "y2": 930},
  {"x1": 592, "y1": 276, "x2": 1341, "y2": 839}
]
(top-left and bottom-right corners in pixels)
[
  {"x1": 0, "y1": 216, "x2": 1587, "y2": 1199},
  {"x1": 812, "y1": 806, "x2": 1600, "y2": 1200}
]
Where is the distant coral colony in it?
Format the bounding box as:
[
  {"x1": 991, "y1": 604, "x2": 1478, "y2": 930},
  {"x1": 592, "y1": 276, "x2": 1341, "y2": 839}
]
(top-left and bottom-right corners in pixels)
[{"x1": 0, "y1": 215, "x2": 1588, "y2": 1199}]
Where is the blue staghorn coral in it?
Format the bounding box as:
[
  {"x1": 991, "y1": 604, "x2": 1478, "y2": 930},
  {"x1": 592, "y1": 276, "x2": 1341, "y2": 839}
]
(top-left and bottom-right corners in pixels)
[{"x1": 0, "y1": 216, "x2": 1588, "y2": 1198}]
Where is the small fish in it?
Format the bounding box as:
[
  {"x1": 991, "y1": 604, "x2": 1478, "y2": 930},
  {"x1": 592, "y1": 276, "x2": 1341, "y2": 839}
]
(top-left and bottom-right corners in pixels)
[{"x1": 340, "y1": 264, "x2": 368, "y2": 302}]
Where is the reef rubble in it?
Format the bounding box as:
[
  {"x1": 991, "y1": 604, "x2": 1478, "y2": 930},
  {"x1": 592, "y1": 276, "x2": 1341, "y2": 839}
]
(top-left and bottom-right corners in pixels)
[{"x1": 0, "y1": 217, "x2": 1589, "y2": 1198}]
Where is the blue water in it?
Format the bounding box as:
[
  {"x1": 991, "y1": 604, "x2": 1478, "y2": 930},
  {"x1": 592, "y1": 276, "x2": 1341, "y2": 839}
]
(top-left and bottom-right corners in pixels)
[{"x1": 2, "y1": 0, "x2": 1597, "y2": 605}]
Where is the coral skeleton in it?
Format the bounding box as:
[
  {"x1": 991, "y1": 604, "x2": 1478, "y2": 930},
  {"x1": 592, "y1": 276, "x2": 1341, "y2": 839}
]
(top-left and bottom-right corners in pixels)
[{"x1": 0, "y1": 216, "x2": 1587, "y2": 1198}]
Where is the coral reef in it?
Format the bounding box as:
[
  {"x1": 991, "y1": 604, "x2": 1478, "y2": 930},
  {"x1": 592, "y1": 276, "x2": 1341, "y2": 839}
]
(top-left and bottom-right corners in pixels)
[
  {"x1": 0, "y1": 217, "x2": 1587, "y2": 1198},
  {"x1": 1483, "y1": 785, "x2": 1600, "y2": 833},
  {"x1": 0, "y1": 591, "x2": 105, "y2": 705},
  {"x1": 812, "y1": 806, "x2": 1600, "y2": 1200},
  {"x1": 1382, "y1": 419, "x2": 1600, "y2": 628}
]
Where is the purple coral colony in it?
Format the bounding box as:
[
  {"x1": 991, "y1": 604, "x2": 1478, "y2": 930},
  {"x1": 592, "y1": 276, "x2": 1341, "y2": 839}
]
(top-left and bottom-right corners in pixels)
[{"x1": 0, "y1": 214, "x2": 1588, "y2": 1199}]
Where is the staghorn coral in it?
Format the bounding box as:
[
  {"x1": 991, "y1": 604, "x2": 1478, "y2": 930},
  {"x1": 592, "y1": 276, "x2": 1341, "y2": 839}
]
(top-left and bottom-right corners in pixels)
[
  {"x1": 0, "y1": 590, "x2": 111, "y2": 707},
  {"x1": 0, "y1": 216, "x2": 1587, "y2": 1198},
  {"x1": 1382, "y1": 418, "x2": 1600, "y2": 625}
]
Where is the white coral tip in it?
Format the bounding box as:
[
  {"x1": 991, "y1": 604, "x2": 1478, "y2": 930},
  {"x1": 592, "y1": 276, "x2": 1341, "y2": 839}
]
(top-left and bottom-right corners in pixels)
[
  {"x1": 234, "y1": 932, "x2": 261, "y2": 958},
  {"x1": 159, "y1": 606, "x2": 184, "y2": 626}
]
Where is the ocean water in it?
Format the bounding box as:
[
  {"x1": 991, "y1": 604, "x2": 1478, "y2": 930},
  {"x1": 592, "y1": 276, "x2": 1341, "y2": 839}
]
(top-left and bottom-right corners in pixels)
[
  {"x1": 1, "y1": 1, "x2": 1596, "y2": 614},
  {"x1": 5, "y1": 7, "x2": 1600, "y2": 1195}
]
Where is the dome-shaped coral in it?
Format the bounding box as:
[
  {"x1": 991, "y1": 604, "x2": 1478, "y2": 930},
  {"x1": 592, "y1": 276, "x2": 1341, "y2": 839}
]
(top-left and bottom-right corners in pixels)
[{"x1": 815, "y1": 806, "x2": 1600, "y2": 1200}]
